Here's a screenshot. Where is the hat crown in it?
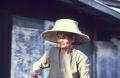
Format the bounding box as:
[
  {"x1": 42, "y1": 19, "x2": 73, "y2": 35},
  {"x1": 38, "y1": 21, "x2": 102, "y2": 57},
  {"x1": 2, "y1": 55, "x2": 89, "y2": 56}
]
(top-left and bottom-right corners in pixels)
[{"x1": 52, "y1": 19, "x2": 81, "y2": 33}]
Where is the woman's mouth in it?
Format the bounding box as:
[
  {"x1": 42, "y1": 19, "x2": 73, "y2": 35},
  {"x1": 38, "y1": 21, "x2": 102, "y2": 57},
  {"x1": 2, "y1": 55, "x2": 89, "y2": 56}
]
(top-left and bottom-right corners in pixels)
[{"x1": 60, "y1": 43, "x2": 65, "y2": 46}]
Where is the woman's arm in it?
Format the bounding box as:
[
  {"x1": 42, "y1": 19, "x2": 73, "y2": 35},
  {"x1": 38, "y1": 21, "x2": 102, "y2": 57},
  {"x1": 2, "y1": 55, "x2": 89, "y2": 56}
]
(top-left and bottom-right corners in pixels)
[
  {"x1": 33, "y1": 50, "x2": 50, "y2": 71},
  {"x1": 31, "y1": 49, "x2": 51, "y2": 78},
  {"x1": 77, "y1": 55, "x2": 90, "y2": 78}
]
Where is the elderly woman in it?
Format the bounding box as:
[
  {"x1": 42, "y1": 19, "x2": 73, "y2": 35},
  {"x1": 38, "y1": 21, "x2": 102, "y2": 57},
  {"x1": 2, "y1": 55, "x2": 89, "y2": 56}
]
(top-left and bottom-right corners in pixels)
[{"x1": 31, "y1": 19, "x2": 90, "y2": 78}]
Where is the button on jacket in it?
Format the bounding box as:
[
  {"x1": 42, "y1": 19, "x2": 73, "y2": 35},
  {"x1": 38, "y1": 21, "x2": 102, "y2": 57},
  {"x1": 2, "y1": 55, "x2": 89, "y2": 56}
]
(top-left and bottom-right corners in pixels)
[{"x1": 33, "y1": 47, "x2": 90, "y2": 78}]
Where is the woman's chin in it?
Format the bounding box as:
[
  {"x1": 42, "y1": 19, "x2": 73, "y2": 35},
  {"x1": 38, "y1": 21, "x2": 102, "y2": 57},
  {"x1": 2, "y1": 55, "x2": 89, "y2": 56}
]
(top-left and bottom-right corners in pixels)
[
  {"x1": 60, "y1": 46, "x2": 66, "y2": 48},
  {"x1": 60, "y1": 46, "x2": 69, "y2": 49}
]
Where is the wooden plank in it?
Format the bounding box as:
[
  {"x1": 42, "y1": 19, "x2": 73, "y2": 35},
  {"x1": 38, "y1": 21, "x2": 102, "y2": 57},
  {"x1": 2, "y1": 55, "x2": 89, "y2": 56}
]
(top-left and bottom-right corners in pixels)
[{"x1": 78, "y1": 0, "x2": 120, "y2": 19}]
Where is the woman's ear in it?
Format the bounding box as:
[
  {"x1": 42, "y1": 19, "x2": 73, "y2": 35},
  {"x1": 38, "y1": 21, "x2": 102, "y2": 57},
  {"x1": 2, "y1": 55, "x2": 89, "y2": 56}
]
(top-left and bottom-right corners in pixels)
[{"x1": 72, "y1": 35, "x2": 76, "y2": 42}]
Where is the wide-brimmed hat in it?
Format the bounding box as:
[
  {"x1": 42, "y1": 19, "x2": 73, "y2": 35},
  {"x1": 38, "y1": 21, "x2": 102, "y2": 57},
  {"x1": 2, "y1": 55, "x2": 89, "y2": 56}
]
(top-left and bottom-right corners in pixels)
[{"x1": 41, "y1": 19, "x2": 90, "y2": 45}]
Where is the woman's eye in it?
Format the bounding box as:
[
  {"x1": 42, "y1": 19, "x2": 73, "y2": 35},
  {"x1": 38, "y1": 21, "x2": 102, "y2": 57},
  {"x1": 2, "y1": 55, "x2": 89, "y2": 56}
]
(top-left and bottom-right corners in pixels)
[{"x1": 57, "y1": 36, "x2": 60, "y2": 39}]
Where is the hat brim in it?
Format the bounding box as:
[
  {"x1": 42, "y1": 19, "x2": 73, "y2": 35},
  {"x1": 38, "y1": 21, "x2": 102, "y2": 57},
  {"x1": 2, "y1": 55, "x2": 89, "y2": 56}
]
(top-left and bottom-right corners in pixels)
[{"x1": 42, "y1": 30, "x2": 90, "y2": 45}]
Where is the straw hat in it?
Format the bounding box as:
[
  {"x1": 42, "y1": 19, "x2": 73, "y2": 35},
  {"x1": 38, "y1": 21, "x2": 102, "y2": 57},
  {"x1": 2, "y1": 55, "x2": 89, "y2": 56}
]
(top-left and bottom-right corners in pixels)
[{"x1": 42, "y1": 19, "x2": 90, "y2": 45}]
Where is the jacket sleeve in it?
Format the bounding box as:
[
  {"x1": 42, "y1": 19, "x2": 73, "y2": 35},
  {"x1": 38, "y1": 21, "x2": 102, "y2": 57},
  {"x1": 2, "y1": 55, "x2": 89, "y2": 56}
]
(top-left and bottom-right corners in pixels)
[
  {"x1": 77, "y1": 55, "x2": 90, "y2": 78},
  {"x1": 32, "y1": 49, "x2": 51, "y2": 72}
]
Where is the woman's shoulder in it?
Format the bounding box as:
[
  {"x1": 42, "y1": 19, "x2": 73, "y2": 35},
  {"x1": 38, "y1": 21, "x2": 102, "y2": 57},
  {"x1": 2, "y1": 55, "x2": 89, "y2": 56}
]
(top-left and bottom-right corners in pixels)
[
  {"x1": 72, "y1": 48, "x2": 88, "y2": 58},
  {"x1": 50, "y1": 47, "x2": 60, "y2": 50},
  {"x1": 50, "y1": 47, "x2": 59, "y2": 49},
  {"x1": 49, "y1": 47, "x2": 60, "y2": 53}
]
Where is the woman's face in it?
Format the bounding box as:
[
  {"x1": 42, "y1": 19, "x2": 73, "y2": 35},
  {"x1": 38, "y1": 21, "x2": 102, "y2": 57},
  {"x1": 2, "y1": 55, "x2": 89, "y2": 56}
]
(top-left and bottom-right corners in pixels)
[{"x1": 57, "y1": 32, "x2": 75, "y2": 49}]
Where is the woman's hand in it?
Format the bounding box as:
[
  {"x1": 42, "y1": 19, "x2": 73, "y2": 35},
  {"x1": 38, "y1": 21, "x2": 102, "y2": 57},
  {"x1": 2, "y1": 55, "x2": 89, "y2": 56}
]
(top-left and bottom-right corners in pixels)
[{"x1": 31, "y1": 69, "x2": 41, "y2": 78}]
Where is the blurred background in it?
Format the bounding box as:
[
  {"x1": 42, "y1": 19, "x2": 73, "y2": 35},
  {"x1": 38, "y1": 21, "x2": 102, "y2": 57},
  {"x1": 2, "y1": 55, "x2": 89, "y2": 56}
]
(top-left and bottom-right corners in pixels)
[{"x1": 0, "y1": 0, "x2": 120, "y2": 78}]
